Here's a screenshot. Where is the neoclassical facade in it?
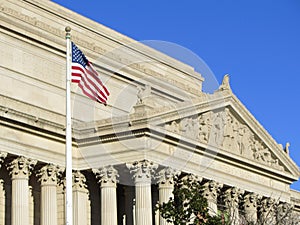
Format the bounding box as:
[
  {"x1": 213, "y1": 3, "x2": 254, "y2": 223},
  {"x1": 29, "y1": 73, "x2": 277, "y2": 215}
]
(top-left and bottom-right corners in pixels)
[{"x1": 0, "y1": 0, "x2": 299, "y2": 225}]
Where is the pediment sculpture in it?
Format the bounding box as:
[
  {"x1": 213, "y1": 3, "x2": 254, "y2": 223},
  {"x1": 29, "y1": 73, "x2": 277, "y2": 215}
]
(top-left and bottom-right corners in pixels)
[{"x1": 163, "y1": 108, "x2": 284, "y2": 171}]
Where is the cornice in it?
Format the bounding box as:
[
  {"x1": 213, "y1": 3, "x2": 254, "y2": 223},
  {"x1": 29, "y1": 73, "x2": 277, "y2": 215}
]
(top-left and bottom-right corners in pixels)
[{"x1": 1, "y1": 0, "x2": 203, "y2": 97}]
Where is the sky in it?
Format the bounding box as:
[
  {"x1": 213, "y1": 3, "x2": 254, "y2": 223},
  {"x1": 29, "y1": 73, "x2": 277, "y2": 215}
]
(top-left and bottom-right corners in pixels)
[{"x1": 51, "y1": 0, "x2": 300, "y2": 191}]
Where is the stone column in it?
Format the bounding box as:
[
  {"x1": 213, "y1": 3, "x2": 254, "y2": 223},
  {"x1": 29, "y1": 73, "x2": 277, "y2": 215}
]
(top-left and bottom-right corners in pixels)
[
  {"x1": 0, "y1": 152, "x2": 7, "y2": 225},
  {"x1": 203, "y1": 180, "x2": 220, "y2": 216},
  {"x1": 73, "y1": 171, "x2": 89, "y2": 225},
  {"x1": 93, "y1": 166, "x2": 119, "y2": 225},
  {"x1": 37, "y1": 164, "x2": 61, "y2": 225},
  {"x1": 8, "y1": 156, "x2": 37, "y2": 225},
  {"x1": 222, "y1": 187, "x2": 242, "y2": 225},
  {"x1": 157, "y1": 167, "x2": 178, "y2": 225},
  {"x1": 127, "y1": 160, "x2": 157, "y2": 225},
  {"x1": 242, "y1": 192, "x2": 258, "y2": 224}
]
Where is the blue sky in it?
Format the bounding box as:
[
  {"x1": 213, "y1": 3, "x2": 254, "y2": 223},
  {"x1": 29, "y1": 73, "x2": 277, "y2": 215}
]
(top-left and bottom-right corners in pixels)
[{"x1": 51, "y1": 0, "x2": 300, "y2": 190}]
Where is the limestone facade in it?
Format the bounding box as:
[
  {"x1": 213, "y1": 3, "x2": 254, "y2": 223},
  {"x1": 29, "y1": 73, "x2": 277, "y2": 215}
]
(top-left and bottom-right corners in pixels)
[{"x1": 0, "y1": 0, "x2": 300, "y2": 224}]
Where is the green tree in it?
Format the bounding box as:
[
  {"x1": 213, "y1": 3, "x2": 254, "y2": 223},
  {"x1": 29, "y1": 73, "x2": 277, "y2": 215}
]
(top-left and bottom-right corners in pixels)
[{"x1": 157, "y1": 176, "x2": 224, "y2": 225}]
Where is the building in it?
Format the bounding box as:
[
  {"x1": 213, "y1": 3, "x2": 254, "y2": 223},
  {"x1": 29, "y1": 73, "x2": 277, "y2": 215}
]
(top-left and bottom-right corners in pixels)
[{"x1": 0, "y1": 0, "x2": 299, "y2": 225}]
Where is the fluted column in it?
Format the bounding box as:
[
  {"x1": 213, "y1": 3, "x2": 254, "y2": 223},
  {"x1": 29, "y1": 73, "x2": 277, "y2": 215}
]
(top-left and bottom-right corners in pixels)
[
  {"x1": 0, "y1": 152, "x2": 7, "y2": 225},
  {"x1": 222, "y1": 187, "x2": 242, "y2": 225},
  {"x1": 203, "y1": 180, "x2": 220, "y2": 216},
  {"x1": 37, "y1": 164, "x2": 61, "y2": 225},
  {"x1": 157, "y1": 167, "x2": 178, "y2": 225},
  {"x1": 93, "y1": 166, "x2": 119, "y2": 225},
  {"x1": 8, "y1": 156, "x2": 37, "y2": 225},
  {"x1": 73, "y1": 171, "x2": 89, "y2": 225},
  {"x1": 242, "y1": 192, "x2": 258, "y2": 224},
  {"x1": 127, "y1": 160, "x2": 158, "y2": 225}
]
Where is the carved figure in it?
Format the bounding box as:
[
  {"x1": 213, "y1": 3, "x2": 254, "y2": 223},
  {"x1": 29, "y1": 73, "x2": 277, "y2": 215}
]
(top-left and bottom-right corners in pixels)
[
  {"x1": 219, "y1": 74, "x2": 231, "y2": 91},
  {"x1": 284, "y1": 142, "x2": 290, "y2": 155},
  {"x1": 210, "y1": 112, "x2": 224, "y2": 146},
  {"x1": 137, "y1": 85, "x2": 151, "y2": 104},
  {"x1": 223, "y1": 109, "x2": 234, "y2": 149},
  {"x1": 239, "y1": 125, "x2": 253, "y2": 158},
  {"x1": 165, "y1": 121, "x2": 180, "y2": 134},
  {"x1": 180, "y1": 117, "x2": 194, "y2": 138},
  {"x1": 252, "y1": 140, "x2": 274, "y2": 165},
  {"x1": 198, "y1": 111, "x2": 212, "y2": 143}
]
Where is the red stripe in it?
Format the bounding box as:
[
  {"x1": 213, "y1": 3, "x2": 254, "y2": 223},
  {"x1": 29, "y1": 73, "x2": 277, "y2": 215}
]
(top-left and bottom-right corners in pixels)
[
  {"x1": 79, "y1": 71, "x2": 107, "y2": 103},
  {"x1": 72, "y1": 64, "x2": 108, "y2": 100},
  {"x1": 88, "y1": 62, "x2": 110, "y2": 96},
  {"x1": 71, "y1": 62, "x2": 109, "y2": 104},
  {"x1": 84, "y1": 68, "x2": 108, "y2": 100}
]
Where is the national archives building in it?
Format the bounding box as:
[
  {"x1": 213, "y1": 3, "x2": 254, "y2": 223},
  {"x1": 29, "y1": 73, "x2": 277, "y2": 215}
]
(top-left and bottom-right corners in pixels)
[{"x1": 0, "y1": 0, "x2": 299, "y2": 225}]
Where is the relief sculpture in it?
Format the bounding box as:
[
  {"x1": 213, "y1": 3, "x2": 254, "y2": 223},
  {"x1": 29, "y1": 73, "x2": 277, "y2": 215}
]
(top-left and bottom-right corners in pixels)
[{"x1": 163, "y1": 107, "x2": 284, "y2": 171}]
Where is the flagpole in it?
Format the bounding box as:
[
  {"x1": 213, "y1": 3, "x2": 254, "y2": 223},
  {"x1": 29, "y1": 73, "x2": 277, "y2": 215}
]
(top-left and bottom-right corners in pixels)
[{"x1": 65, "y1": 26, "x2": 73, "y2": 225}]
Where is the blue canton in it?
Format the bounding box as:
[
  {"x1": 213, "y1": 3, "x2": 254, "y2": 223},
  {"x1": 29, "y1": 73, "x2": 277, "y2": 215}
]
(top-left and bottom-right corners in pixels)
[{"x1": 72, "y1": 42, "x2": 88, "y2": 67}]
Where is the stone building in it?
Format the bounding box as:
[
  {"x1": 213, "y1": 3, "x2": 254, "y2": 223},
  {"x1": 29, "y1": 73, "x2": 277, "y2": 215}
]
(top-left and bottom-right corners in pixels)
[{"x1": 0, "y1": 0, "x2": 299, "y2": 225}]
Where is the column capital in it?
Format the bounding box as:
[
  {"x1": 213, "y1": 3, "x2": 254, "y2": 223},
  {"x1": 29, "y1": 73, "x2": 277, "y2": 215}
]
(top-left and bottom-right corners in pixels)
[
  {"x1": 8, "y1": 156, "x2": 37, "y2": 179},
  {"x1": 126, "y1": 160, "x2": 158, "y2": 184},
  {"x1": 203, "y1": 180, "x2": 220, "y2": 199},
  {"x1": 222, "y1": 187, "x2": 243, "y2": 208},
  {"x1": 73, "y1": 171, "x2": 87, "y2": 192},
  {"x1": 93, "y1": 165, "x2": 119, "y2": 187},
  {"x1": 156, "y1": 167, "x2": 179, "y2": 187},
  {"x1": 243, "y1": 192, "x2": 258, "y2": 209},
  {"x1": 37, "y1": 164, "x2": 62, "y2": 186},
  {"x1": 181, "y1": 174, "x2": 202, "y2": 185}
]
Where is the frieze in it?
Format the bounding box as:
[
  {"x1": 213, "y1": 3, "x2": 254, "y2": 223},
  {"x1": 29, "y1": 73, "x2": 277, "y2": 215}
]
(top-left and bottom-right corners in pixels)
[
  {"x1": 163, "y1": 108, "x2": 284, "y2": 171},
  {"x1": 0, "y1": 3, "x2": 200, "y2": 95}
]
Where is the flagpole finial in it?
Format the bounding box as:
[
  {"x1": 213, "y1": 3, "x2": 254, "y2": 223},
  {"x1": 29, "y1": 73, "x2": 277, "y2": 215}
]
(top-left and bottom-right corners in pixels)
[{"x1": 65, "y1": 26, "x2": 71, "y2": 39}]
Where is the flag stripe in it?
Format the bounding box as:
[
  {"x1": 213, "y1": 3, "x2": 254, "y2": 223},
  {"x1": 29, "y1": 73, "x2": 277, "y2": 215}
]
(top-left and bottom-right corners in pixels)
[
  {"x1": 79, "y1": 70, "x2": 107, "y2": 103},
  {"x1": 71, "y1": 42, "x2": 110, "y2": 104}
]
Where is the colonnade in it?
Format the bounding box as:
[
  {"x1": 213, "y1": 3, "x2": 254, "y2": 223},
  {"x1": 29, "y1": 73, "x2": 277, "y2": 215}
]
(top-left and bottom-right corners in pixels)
[{"x1": 0, "y1": 154, "x2": 293, "y2": 225}]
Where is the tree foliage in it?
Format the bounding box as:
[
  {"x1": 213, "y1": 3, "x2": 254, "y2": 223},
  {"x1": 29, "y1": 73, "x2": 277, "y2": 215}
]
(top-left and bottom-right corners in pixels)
[{"x1": 157, "y1": 177, "x2": 224, "y2": 225}]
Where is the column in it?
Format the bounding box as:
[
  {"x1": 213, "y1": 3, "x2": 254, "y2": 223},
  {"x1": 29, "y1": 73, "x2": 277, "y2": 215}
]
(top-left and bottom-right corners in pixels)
[
  {"x1": 93, "y1": 166, "x2": 119, "y2": 225},
  {"x1": 37, "y1": 164, "x2": 61, "y2": 225},
  {"x1": 73, "y1": 171, "x2": 89, "y2": 225},
  {"x1": 0, "y1": 152, "x2": 7, "y2": 225},
  {"x1": 203, "y1": 180, "x2": 220, "y2": 216},
  {"x1": 157, "y1": 167, "x2": 178, "y2": 225},
  {"x1": 8, "y1": 156, "x2": 37, "y2": 225},
  {"x1": 242, "y1": 192, "x2": 258, "y2": 224},
  {"x1": 127, "y1": 160, "x2": 157, "y2": 225},
  {"x1": 221, "y1": 187, "x2": 242, "y2": 225}
]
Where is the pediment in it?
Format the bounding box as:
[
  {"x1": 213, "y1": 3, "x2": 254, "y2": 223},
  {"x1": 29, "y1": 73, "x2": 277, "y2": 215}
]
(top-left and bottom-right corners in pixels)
[{"x1": 151, "y1": 93, "x2": 299, "y2": 179}]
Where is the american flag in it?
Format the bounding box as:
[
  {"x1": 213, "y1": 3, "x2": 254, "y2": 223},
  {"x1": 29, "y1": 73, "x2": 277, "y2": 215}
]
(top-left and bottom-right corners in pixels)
[{"x1": 71, "y1": 42, "x2": 110, "y2": 105}]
